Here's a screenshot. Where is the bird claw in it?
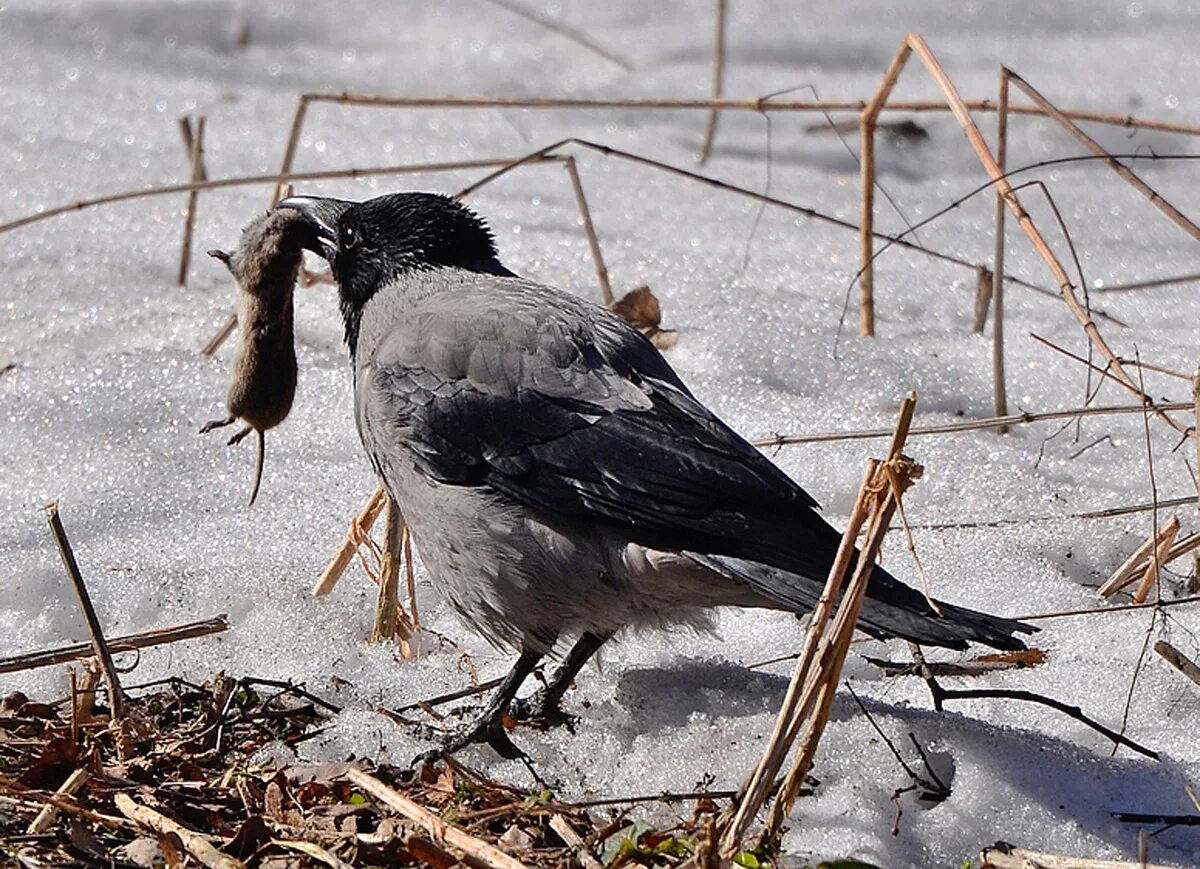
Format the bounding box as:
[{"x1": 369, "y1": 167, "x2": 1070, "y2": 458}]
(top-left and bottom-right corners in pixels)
[
  {"x1": 410, "y1": 715, "x2": 527, "y2": 766},
  {"x1": 508, "y1": 691, "x2": 578, "y2": 733}
]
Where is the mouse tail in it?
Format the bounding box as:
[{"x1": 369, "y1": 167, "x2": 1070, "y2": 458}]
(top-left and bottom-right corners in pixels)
[{"x1": 249, "y1": 429, "x2": 265, "y2": 506}]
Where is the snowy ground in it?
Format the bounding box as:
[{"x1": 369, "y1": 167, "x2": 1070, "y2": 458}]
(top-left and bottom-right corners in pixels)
[{"x1": 4, "y1": 1, "x2": 1200, "y2": 865}]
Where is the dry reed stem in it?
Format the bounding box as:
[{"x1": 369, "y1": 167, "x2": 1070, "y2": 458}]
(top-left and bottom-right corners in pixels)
[
  {"x1": 718, "y1": 459, "x2": 878, "y2": 855},
  {"x1": 1099, "y1": 516, "x2": 1179, "y2": 598},
  {"x1": 1132, "y1": 518, "x2": 1178, "y2": 604},
  {"x1": 45, "y1": 503, "x2": 126, "y2": 724},
  {"x1": 979, "y1": 843, "x2": 1173, "y2": 869},
  {"x1": 1095, "y1": 272, "x2": 1200, "y2": 293},
  {"x1": 459, "y1": 136, "x2": 1091, "y2": 319},
  {"x1": 561, "y1": 155, "x2": 613, "y2": 305},
  {"x1": 1154, "y1": 640, "x2": 1200, "y2": 688},
  {"x1": 971, "y1": 265, "x2": 992, "y2": 333},
  {"x1": 371, "y1": 495, "x2": 416, "y2": 656},
  {"x1": 1, "y1": 155, "x2": 561, "y2": 238},
  {"x1": 857, "y1": 39, "x2": 913, "y2": 336},
  {"x1": 1194, "y1": 365, "x2": 1200, "y2": 591},
  {"x1": 549, "y1": 814, "x2": 603, "y2": 869},
  {"x1": 114, "y1": 793, "x2": 245, "y2": 869},
  {"x1": 313, "y1": 486, "x2": 388, "y2": 595},
  {"x1": 722, "y1": 396, "x2": 919, "y2": 855},
  {"x1": 1008, "y1": 70, "x2": 1200, "y2": 245},
  {"x1": 697, "y1": 0, "x2": 727, "y2": 165},
  {"x1": 26, "y1": 767, "x2": 89, "y2": 835},
  {"x1": 288, "y1": 91, "x2": 1200, "y2": 135},
  {"x1": 764, "y1": 396, "x2": 920, "y2": 844},
  {"x1": 177, "y1": 115, "x2": 207, "y2": 286},
  {"x1": 753, "y1": 399, "x2": 1193, "y2": 448},
  {"x1": 1029, "y1": 333, "x2": 1188, "y2": 434},
  {"x1": 991, "y1": 68, "x2": 1010, "y2": 428},
  {"x1": 0, "y1": 614, "x2": 228, "y2": 674},
  {"x1": 403, "y1": 522, "x2": 420, "y2": 633},
  {"x1": 885, "y1": 35, "x2": 1183, "y2": 436},
  {"x1": 346, "y1": 769, "x2": 531, "y2": 869}
]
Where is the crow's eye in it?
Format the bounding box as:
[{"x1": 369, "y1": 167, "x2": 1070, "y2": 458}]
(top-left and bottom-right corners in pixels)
[{"x1": 340, "y1": 222, "x2": 358, "y2": 249}]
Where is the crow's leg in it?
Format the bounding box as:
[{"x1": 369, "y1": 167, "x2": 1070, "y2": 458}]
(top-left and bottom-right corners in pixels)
[
  {"x1": 509, "y1": 631, "x2": 611, "y2": 729},
  {"x1": 416, "y1": 649, "x2": 541, "y2": 763}
]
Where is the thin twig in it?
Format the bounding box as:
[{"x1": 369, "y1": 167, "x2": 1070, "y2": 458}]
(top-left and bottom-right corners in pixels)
[
  {"x1": 313, "y1": 487, "x2": 388, "y2": 595},
  {"x1": 346, "y1": 768, "x2": 531, "y2": 869},
  {"x1": 751, "y1": 400, "x2": 1193, "y2": 448},
  {"x1": 1154, "y1": 640, "x2": 1200, "y2": 689},
  {"x1": 0, "y1": 614, "x2": 228, "y2": 674},
  {"x1": 177, "y1": 115, "x2": 207, "y2": 286},
  {"x1": 991, "y1": 67, "x2": 1010, "y2": 427},
  {"x1": 560, "y1": 155, "x2": 613, "y2": 305},
  {"x1": 697, "y1": 0, "x2": 727, "y2": 164},
  {"x1": 115, "y1": 792, "x2": 244, "y2": 869},
  {"x1": 45, "y1": 504, "x2": 126, "y2": 722},
  {"x1": 1008, "y1": 70, "x2": 1200, "y2": 245}
]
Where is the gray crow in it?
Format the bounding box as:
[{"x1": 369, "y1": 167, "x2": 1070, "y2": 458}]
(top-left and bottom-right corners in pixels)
[{"x1": 278, "y1": 191, "x2": 1034, "y2": 759}]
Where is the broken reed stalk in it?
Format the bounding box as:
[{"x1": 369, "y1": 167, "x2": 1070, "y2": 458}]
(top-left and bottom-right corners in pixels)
[
  {"x1": 0, "y1": 613, "x2": 229, "y2": 674},
  {"x1": 721, "y1": 394, "x2": 919, "y2": 856},
  {"x1": 1155, "y1": 639, "x2": 1200, "y2": 689},
  {"x1": 970, "y1": 266, "x2": 992, "y2": 334},
  {"x1": 719, "y1": 459, "x2": 877, "y2": 855},
  {"x1": 371, "y1": 495, "x2": 417, "y2": 658},
  {"x1": 549, "y1": 814, "x2": 603, "y2": 869},
  {"x1": 45, "y1": 503, "x2": 126, "y2": 722},
  {"x1": 313, "y1": 486, "x2": 389, "y2": 595},
  {"x1": 346, "y1": 768, "x2": 531, "y2": 869},
  {"x1": 371, "y1": 495, "x2": 402, "y2": 643},
  {"x1": 979, "y1": 843, "x2": 1173, "y2": 869},
  {"x1": 561, "y1": 155, "x2": 614, "y2": 305},
  {"x1": 764, "y1": 396, "x2": 920, "y2": 847},
  {"x1": 1132, "y1": 517, "x2": 1178, "y2": 604},
  {"x1": 1007, "y1": 69, "x2": 1200, "y2": 245},
  {"x1": 857, "y1": 40, "x2": 913, "y2": 336},
  {"x1": 403, "y1": 521, "x2": 419, "y2": 632},
  {"x1": 1099, "y1": 516, "x2": 1179, "y2": 598},
  {"x1": 991, "y1": 67, "x2": 1010, "y2": 428},
  {"x1": 177, "y1": 115, "x2": 207, "y2": 286},
  {"x1": 697, "y1": 0, "x2": 727, "y2": 165},
  {"x1": 114, "y1": 793, "x2": 244, "y2": 869},
  {"x1": 26, "y1": 768, "x2": 89, "y2": 835}
]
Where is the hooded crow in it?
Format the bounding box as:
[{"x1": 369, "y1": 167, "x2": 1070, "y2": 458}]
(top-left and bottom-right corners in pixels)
[{"x1": 279, "y1": 191, "x2": 1034, "y2": 758}]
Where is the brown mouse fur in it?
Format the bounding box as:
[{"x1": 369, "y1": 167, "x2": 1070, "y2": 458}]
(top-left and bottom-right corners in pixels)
[{"x1": 202, "y1": 207, "x2": 308, "y2": 504}]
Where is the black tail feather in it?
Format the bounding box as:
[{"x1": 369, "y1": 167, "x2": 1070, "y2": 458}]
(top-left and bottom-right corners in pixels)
[{"x1": 690, "y1": 552, "x2": 1035, "y2": 651}]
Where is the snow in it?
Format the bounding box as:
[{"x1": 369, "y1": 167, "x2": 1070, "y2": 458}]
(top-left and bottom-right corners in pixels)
[{"x1": 3, "y1": 1, "x2": 1200, "y2": 865}]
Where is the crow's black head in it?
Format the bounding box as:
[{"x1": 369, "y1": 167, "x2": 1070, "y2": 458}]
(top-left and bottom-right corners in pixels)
[{"x1": 277, "y1": 192, "x2": 508, "y2": 352}]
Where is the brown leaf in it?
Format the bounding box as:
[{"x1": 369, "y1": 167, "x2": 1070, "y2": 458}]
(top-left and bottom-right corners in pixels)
[
  {"x1": 18, "y1": 735, "x2": 77, "y2": 788},
  {"x1": 227, "y1": 814, "x2": 273, "y2": 860},
  {"x1": 609, "y1": 285, "x2": 678, "y2": 350},
  {"x1": 974, "y1": 649, "x2": 1047, "y2": 667}
]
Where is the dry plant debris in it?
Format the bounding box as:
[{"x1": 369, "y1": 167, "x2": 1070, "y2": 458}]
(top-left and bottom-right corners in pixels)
[{"x1": 0, "y1": 676, "x2": 734, "y2": 868}]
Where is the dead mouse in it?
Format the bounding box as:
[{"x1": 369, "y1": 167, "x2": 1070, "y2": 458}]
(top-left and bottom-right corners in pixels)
[{"x1": 202, "y1": 207, "x2": 310, "y2": 504}]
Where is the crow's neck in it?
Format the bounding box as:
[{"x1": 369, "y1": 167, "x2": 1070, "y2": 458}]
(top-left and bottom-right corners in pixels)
[{"x1": 340, "y1": 258, "x2": 513, "y2": 359}]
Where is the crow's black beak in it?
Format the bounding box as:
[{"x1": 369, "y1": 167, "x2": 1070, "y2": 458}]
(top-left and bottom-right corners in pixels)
[{"x1": 275, "y1": 196, "x2": 353, "y2": 262}]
